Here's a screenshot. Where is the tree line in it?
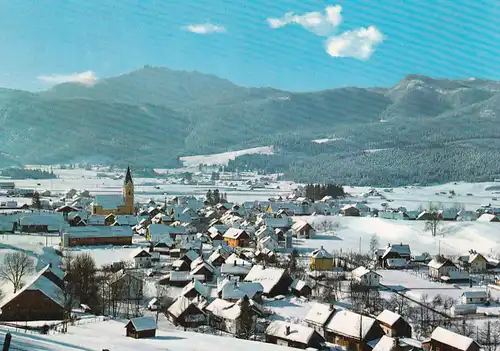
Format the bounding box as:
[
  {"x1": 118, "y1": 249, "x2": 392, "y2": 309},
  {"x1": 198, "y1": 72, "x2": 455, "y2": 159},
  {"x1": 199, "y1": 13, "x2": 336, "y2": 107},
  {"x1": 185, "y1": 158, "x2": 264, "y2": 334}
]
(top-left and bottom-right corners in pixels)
[
  {"x1": 303, "y1": 183, "x2": 345, "y2": 201},
  {"x1": 205, "y1": 189, "x2": 228, "y2": 206}
]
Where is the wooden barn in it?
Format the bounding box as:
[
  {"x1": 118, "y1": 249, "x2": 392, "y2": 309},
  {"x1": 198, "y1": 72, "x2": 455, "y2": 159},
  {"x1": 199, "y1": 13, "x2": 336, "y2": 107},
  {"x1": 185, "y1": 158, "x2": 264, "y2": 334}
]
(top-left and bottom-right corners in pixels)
[
  {"x1": 125, "y1": 316, "x2": 157, "y2": 339},
  {"x1": 62, "y1": 226, "x2": 133, "y2": 247},
  {"x1": 0, "y1": 265, "x2": 64, "y2": 321}
]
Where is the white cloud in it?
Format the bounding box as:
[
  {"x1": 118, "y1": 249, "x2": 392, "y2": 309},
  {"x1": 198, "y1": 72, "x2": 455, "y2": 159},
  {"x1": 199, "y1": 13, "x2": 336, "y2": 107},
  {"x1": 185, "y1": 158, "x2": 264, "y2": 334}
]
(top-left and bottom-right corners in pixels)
[
  {"x1": 183, "y1": 23, "x2": 226, "y2": 34},
  {"x1": 267, "y1": 5, "x2": 342, "y2": 36},
  {"x1": 325, "y1": 26, "x2": 384, "y2": 60},
  {"x1": 37, "y1": 71, "x2": 98, "y2": 86}
]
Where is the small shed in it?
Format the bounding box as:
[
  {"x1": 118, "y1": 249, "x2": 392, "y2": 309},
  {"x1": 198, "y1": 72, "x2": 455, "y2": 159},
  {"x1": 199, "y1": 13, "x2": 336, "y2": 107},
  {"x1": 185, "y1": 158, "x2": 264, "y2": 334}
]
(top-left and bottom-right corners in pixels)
[{"x1": 125, "y1": 316, "x2": 157, "y2": 339}]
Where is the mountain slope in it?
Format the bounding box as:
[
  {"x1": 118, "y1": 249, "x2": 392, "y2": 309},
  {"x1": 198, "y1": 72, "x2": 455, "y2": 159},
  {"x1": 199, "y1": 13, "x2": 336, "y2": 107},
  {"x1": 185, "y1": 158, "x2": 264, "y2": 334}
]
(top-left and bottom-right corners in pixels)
[{"x1": 2, "y1": 68, "x2": 500, "y2": 185}]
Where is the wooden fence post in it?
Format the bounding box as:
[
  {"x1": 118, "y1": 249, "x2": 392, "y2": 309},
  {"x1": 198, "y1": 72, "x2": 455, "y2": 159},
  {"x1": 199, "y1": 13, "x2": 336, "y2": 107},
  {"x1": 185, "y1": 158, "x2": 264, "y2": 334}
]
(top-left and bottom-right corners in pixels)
[{"x1": 2, "y1": 333, "x2": 11, "y2": 351}]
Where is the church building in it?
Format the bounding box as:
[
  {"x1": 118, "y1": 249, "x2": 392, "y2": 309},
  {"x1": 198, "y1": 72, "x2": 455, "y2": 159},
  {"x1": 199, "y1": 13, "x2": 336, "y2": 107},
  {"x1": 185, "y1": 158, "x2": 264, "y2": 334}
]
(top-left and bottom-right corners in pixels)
[{"x1": 91, "y1": 167, "x2": 135, "y2": 215}]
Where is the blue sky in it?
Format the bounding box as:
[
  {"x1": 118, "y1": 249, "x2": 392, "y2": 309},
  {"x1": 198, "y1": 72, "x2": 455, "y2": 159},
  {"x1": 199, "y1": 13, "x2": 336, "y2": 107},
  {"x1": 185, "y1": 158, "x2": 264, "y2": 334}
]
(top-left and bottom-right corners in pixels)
[{"x1": 1, "y1": 0, "x2": 500, "y2": 91}]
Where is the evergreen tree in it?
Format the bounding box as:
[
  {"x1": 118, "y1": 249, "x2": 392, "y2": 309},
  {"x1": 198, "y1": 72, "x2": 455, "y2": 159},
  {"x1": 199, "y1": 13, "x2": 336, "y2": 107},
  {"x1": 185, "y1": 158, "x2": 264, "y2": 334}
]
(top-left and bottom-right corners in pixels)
[
  {"x1": 314, "y1": 184, "x2": 321, "y2": 201},
  {"x1": 31, "y1": 191, "x2": 42, "y2": 210},
  {"x1": 239, "y1": 295, "x2": 254, "y2": 339},
  {"x1": 205, "y1": 190, "x2": 213, "y2": 205},
  {"x1": 213, "y1": 189, "x2": 221, "y2": 204}
]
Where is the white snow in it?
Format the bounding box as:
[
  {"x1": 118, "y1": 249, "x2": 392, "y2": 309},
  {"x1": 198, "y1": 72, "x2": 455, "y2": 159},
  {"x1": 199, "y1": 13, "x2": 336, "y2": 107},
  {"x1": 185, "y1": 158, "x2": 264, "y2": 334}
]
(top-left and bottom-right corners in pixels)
[
  {"x1": 179, "y1": 146, "x2": 274, "y2": 167},
  {"x1": 244, "y1": 265, "x2": 286, "y2": 295},
  {"x1": 0, "y1": 319, "x2": 299, "y2": 351},
  {"x1": 304, "y1": 302, "x2": 335, "y2": 326},
  {"x1": 325, "y1": 310, "x2": 376, "y2": 339},
  {"x1": 376, "y1": 310, "x2": 401, "y2": 327},
  {"x1": 311, "y1": 138, "x2": 341, "y2": 144},
  {"x1": 431, "y1": 326, "x2": 475, "y2": 351}
]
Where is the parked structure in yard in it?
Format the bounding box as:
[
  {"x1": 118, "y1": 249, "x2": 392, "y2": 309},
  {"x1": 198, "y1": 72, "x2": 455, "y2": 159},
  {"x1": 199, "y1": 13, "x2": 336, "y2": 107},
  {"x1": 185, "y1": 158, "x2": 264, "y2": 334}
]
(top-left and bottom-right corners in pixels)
[
  {"x1": 460, "y1": 291, "x2": 488, "y2": 305},
  {"x1": 310, "y1": 246, "x2": 334, "y2": 271},
  {"x1": 376, "y1": 310, "x2": 412, "y2": 337},
  {"x1": 125, "y1": 317, "x2": 157, "y2": 339},
  {"x1": 265, "y1": 320, "x2": 325, "y2": 350},
  {"x1": 423, "y1": 327, "x2": 480, "y2": 351}
]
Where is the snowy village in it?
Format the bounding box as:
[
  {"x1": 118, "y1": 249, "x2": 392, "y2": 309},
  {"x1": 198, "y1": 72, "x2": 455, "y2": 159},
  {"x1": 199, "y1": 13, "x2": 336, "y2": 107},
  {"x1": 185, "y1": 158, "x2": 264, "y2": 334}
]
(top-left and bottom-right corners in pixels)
[{"x1": 0, "y1": 165, "x2": 499, "y2": 351}]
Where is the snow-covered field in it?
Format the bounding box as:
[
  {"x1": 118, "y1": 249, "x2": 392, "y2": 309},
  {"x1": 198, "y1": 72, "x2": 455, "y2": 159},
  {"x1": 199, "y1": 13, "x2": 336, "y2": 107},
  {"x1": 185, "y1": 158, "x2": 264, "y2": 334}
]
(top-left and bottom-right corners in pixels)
[
  {"x1": 179, "y1": 146, "x2": 274, "y2": 167},
  {"x1": 0, "y1": 318, "x2": 297, "y2": 351},
  {"x1": 295, "y1": 215, "x2": 500, "y2": 256}
]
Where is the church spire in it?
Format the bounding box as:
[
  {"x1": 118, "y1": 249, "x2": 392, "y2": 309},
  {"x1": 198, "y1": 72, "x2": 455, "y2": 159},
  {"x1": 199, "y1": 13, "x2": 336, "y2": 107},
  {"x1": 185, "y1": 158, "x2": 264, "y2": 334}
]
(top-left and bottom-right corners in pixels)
[{"x1": 124, "y1": 166, "x2": 133, "y2": 185}]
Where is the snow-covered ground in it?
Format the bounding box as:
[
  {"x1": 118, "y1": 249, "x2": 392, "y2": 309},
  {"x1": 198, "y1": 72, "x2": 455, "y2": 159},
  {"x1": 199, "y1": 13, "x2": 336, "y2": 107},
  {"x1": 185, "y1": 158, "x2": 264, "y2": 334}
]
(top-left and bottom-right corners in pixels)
[
  {"x1": 179, "y1": 146, "x2": 274, "y2": 167},
  {"x1": 295, "y1": 216, "x2": 500, "y2": 256},
  {"x1": 0, "y1": 318, "x2": 298, "y2": 351}
]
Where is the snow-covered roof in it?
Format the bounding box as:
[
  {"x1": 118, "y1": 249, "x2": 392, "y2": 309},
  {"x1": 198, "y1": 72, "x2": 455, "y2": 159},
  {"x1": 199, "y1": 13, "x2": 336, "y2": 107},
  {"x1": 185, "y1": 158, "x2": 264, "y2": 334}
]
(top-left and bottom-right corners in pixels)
[
  {"x1": 304, "y1": 303, "x2": 335, "y2": 326},
  {"x1": 205, "y1": 299, "x2": 244, "y2": 320},
  {"x1": 191, "y1": 261, "x2": 215, "y2": 275},
  {"x1": 93, "y1": 194, "x2": 125, "y2": 210},
  {"x1": 372, "y1": 335, "x2": 397, "y2": 351},
  {"x1": 382, "y1": 244, "x2": 411, "y2": 258},
  {"x1": 476, "y1": 213, "x2": 498, "y2": 222},
  {"x1": 461, "y1": 290, "x2": 487, "y2": 298},
  {"x1": 428, "y1": 257, "x2": 455, "y2": 269},
  {"x1": 221, "y1": 263, "x2": 252, "y2": 276},
  {"x1": 65, "y1": 226, "x2": 133, "y2": 238},
  {"x1": 0, "y1": 265, "x2": 64, "y2": 309},
  {"x1": 325, "y1": 310, "x2": 377, "y2": 339},
  {"x1": 129, "y1": 248, "x2": 151, "y2": 259},
  {"x1": 291, "y1": 220, "x2": 311, "y2": 231},
  {"x1": 181, "y1": 279, "x2": 210, "y2": 298},
  {"x1": 126, "y1": 316, "x2": 156, "y2": 332},
  {"x1": 376, "y1": 310, "x2": 402, "y2": 327},
  {"x1": 183, "y1": 249, "x2": 200, "y2": 262},
  {"x1": 167, "y1": 296, "x2": 197, "y2": 318},
  {"x1": 311, "y1": 247, "x2": 333, "y2": 259},
  {"x1": 290, "y1": 279, "x2": 310, "y2": 292},
  {"x1": 244, "y1": 265, "x2": 287, "y2": 294},
  {"x1": 468, "y1": 252, "x2": 486, "y2": 264},
  {"x1": 385, "y1": 258, "x2": 408, "y2": 268},
  {"x1": 223, "y1": 228, "x2": 247, "y2": 239},
  {"x1": 266, "y1": 320, "x2": 318, "y2": 345},
  {"x1": 220, "y1": 280, "x2": 263, "y2": 300},
  {"x1": 431, "y1": 327, "x2": 476, "y2": 351}
]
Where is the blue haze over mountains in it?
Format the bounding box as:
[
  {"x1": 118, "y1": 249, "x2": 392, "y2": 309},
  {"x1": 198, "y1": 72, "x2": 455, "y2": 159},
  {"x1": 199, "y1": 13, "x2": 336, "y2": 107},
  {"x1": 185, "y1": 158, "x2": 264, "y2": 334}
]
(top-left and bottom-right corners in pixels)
[{"x1": 1, "y1": 67, "x2": 500, "y2": 186}]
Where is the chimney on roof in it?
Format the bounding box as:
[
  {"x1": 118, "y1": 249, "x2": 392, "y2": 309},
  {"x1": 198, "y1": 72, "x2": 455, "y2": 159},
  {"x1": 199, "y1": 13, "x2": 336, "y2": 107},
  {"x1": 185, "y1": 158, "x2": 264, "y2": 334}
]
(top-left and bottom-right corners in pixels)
[
  {"x1": 329, "y1": 304, "x2": 334, "y2": 311},
  {"x1": 285, "y1": 325, "x2": 290, "y2": 336}
]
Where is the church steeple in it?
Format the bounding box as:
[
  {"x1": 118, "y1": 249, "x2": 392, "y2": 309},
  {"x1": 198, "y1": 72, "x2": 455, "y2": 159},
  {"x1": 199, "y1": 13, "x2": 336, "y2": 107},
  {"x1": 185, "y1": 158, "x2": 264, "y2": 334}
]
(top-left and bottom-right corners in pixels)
[
  {"x1": 123, "y1": 166, "x2": 134, "y2": 215},
  {"x1": 124, "y1": 166, "x2": 133, "y2": 185}
]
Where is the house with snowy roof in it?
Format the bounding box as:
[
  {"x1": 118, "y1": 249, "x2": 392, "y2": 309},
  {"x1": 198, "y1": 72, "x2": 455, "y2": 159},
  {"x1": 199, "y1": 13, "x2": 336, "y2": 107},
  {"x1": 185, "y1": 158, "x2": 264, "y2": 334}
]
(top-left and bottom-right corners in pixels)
[
  {"x1": 351, "y1": 266, "x2": 381, "y2": 287},
  {"x1": 265, "y1": 320, "x2": 325, "y2": 350},
  {"x1": 0, "y1": 265, "x2": 64, "y2": 321},
  {"x1": 217, "y1": 278, "x2": 264, "y2": 302},
  {"x1": 166, "y1": 296, "x2": 206, "y2": 328},
  {"x1": 376, "y1": 310, "x2": 412, "y2": 338},
  {"x1": 190, "y1": 260, "x2": 215, "y2": 282},
  {"x1": 304, "y1": 303, "x2": 336, "y2": 337},
  {"x1": 181, "y1": 279, "x2": 211, "y2": 300},
  {"x1": 372, "y1": 335, "x2": 423, "y2": 351},
  {"x1": 423, "y1": 327, "x2": 480, "y2": 351},
  {"x1": 258, "y1": 235, "x2": 279, "y2": 252},
  {"x1": 244, "y1": 265, "x2": 292, "y2": 297},
  {"x1": 290, "y1": 279, "x2": 312, "y2": 297},
  {"x1": 427, "y1": 256, "x2": 459, "y2": 280},
  {"x1": 125, "y1": 316, "x2": 156, "y2": 339},
  {"x1": 475, "y1": 213, "x2": 499, "y2": 222},
  {"x1": 325, "y1": 310, "x2": 384, "y2": 351},
  {"x1": 460, "y1": 291, "x2": 488, "y2": 305},
  {"x1": 291, "y1": 220, "x2": 315, "y2": 239},
  {"x1": 310, "y1": 246, "x2": 334, "y2": 271},
  {"x1": 223, "y1": 228, "x2": 251, "y2": 247},
  {"x1": 466, "y1": 251, "x2": 488, "y2": 273},
  {"x1": 130, "y1": 248, "x2": 152, "y2": 269},
  {"x1": 206, "y1": 297, "x2": 263, "y2": 336},
  {"x1": 62, "y1": 226, "x2": 133, "y2": 247}
]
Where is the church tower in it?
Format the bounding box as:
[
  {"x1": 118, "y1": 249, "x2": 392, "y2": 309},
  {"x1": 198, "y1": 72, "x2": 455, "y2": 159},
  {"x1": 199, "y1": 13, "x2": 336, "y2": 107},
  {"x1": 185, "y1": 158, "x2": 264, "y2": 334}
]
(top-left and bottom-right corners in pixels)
[{"x1": 123, "y1": 166, "x2": 134, "y2": 214}]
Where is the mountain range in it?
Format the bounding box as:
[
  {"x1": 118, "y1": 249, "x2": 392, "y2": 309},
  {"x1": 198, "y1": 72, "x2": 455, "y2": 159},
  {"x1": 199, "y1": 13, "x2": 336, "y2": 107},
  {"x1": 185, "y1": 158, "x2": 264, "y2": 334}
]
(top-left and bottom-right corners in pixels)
[{"x1": 1, "y1": 66, "x2": 500, "y2": 186}]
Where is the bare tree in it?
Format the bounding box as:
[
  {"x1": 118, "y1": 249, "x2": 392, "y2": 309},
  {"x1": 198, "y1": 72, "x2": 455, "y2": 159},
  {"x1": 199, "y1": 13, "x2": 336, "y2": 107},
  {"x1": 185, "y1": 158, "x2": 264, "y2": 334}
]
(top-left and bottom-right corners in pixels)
[
  {"x1": 369, "y1": 234, "x2": 379, "y2": 260},
  {"x1": 479, "y1": 321, "x2": 500, "y2": 351},
  {"x1": 0, "y1": 252, "x2": 35, "y2": 292},
  {"x1": 425, "y1": 211, "x2": 442, "y2": 237}
]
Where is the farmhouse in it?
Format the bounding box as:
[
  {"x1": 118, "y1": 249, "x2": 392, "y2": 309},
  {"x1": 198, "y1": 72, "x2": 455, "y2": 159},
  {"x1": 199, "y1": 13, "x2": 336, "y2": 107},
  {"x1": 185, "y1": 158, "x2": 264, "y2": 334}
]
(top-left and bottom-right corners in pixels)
[
  {"x1": 291, "y1": 220, "x2": 315, "y2": 239},
  {"x1": 325, "y1": 310, "x2": 384, "y2": 351},
  {"x1": 460, "y1": 291, "x2": 488, "y2": 305},
  {"x1": 62, "y1": 226, "x2": 133, "y2": 247},
  {"x1": 351, "y1": 266, "x2": 381, "y2": 287},
  {"x1": 206, "y1": 298, "x2": 261, "y2": 336},
  {"x1": 244, "y1": 265, "x2": 292, "y2": 297},
  {"x1": 223, "y1": 228, "x2": 251, "y2": 247},
  {"x1": 166, "y1": 296, "x2": 206, "y2": 327},
  {"x1": 130, "y1": 248, "x2": 152, "y2": 269},
  {"x1": 310, "y1": 246, "x2": 334, "y2": 271},
  {"x1": 0, "y1": 265, "x2": 64, "y2": 321},
  {"x1": 125, "y1": 317, "x2": 156, "y2": 339},
  {"x1": 265, "y1": 320, "x2": 325, "y2": 350},
  {"x1": 304, "y1": 303, "x2": 335, "y2": 337},
  {"x1": 427, "y1": 257, "x2": 459, "y2": 280},
  {"x1": 376, "y1": 309, "x2": 412, "y2": 338},
  {"x1": 424, "y1": 327, "x2": 480, "y2": 351},
  {"x1": 467, "y1": 252, "x2": 488, "y2": 273}
]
